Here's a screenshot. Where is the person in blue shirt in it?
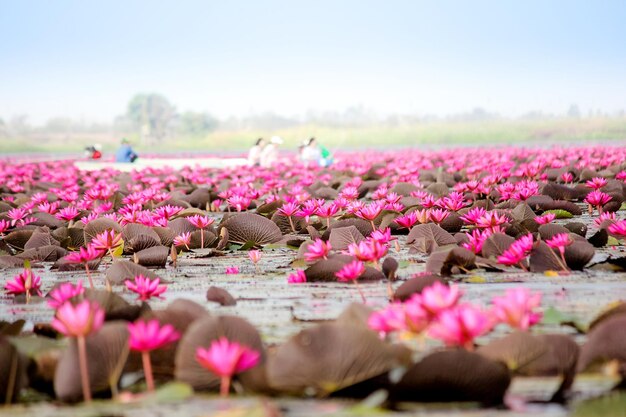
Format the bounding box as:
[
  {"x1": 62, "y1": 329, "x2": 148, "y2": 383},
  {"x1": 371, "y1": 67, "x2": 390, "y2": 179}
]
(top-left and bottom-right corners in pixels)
[{"x1": 115, "y1": 139, "x2": 138, "y2": 163}]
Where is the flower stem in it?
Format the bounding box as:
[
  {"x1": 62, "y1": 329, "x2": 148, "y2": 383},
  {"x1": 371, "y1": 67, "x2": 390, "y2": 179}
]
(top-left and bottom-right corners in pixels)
[
  {"x1": 200, "y1": 229, "x2": 205, "y2": 249},
  {"x1": 85, "y1": 264, "x2": 94, "y2": 289},
  {"x1": 77, "y1": 336, "x2": 92, "y2": 403},
  {"x1": 220, "y1": 375, "x2": 231, "y2": 397},
  {"x1": 326, "y1": 218, "x2": 330, "y2": 229},
  {"x1": 142, "y1": 351, "x2": 155, "y2": 392},
  {"x1": 370, "y1": 220, "x2": 376, "y2": 232},
  {"x1": 354, "y1": 280, "x2": 367, "y2": 303},
  {"x1": 288, "y1": 216, "x2": 296, "y2": 233}
]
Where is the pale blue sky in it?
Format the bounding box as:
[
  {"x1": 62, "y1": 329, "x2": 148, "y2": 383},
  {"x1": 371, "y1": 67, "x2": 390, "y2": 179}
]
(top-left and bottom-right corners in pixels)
[{"x1": 1, "y1": 0, "x2": 625, "y2": 123}]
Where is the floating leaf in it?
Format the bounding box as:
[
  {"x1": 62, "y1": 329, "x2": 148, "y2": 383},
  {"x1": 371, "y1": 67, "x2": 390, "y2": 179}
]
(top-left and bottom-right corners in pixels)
[{"x1": 543, "y1": 209, "x2": 573, "y2": 219}]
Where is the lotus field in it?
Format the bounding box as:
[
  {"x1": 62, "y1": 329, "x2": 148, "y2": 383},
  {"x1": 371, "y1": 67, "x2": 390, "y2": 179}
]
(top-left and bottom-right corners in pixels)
[{"x1": 2, "y1": 145, "x2": 626, "y2": 415}]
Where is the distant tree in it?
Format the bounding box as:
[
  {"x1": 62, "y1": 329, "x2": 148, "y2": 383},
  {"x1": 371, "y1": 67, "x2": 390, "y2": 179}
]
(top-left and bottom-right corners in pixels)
[
  {"x1": 178, "y1": 111, "x2": 218, "y2": 136},
  {"x1": 126, "y1": 94, "x2": 175, "y2": 143},
  {"x1": 567, "y1": 104, "x2": 581, "y2": 119}
]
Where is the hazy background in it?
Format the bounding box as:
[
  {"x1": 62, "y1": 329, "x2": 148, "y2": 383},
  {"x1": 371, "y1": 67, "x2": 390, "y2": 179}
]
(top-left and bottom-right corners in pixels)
[{"x1": 1, "y1": 0, "x2": 625, "y2": 153}]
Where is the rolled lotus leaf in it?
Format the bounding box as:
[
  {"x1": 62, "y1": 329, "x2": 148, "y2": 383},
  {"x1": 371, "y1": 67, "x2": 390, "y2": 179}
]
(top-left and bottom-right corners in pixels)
[
  {"x1": 588, "y1": 301, "x2": 626, "y2": 331},
  {"x1": 394, "y1": 274, "x2": 447, "y2": 302},
  {"x1": 84, "y1": 289, "x2": 147, "y2": 322},
  {"x1": 382, "y1": 256, "x2": 399, "y2": 281},
  {"x1": 189, "y1": 230, "x2": 217, "y2": 249},
  {"x1": 126, "y1": 234, "x2": 161, "y2": 253},
  {"x1": 425, "y1": 246, "x2": 476, "y2": 275},
  {"x1": 564, "y1": 240, "x2": 595, "y2": 270},
  {"x1": 105, "y1": 260, "x2": 160, "y2": 285},
  {"x1": 152, "y1": 226, "x2": 176, "y2": 247},
  {"x1": 0, "y1": 255, "x2": 28, "y2": 268},
  {"x1": 547, "y1": 200, "x2": 582, "y2": 215},
  {"x1": 304, "y1": 254, "x2": 385, "y2": 282},
  {"x1": 31, "y1": 212, "x2": 64, "y2": 228},
  {"x1": 323, "y1": 218, "x2": 373, "y2": 239},
  {"x1": 122, "y1": 223, "x2": 161, "y2": 252},
  {"x1": 271, "y1": 211, "x2": 307, "y2": 234},
  {"x1": 529, "y1": 241, "x2": 564, "y2": 272},
  {"x1": 267, "y1": 322, "x2": 411, "y2": 396},
  {"x1": 3, "y1": 229, "x2": 34, "y2": 251},
  {"x1": 439, "y1": 212, "x2": 464, "y2": 233},
  {"x1": 335, "y1": 303, "x2": 374, "y2": 329},
  {"x1": 222, "y1": 212, "x2": 283, "y2": 245},
  {"x1": 54, "y1": 321, "x2": 129, "y2": 402},
  {"x1": 133, "y1": 246, "x2": 169, "y2": 268},
  {"x1": 16, "y1": 245, "x2": 67, "y2": 262},
  {"x1": 0, "y1": 336, "x2": 29, "y2": 404},
  {"x1": 564, "y1": 222, "x2": 587, "y2": 238},
  {"x1": 481, "y1": 232, "x2": 515, "y2": 259},
  {"x1": 406, "y1": 223, "x2": 456, "y2": 255},
  {"x1": 175, "y1": 315, "x2": 267, "y2": 393},
  {"x1": 538, "y1": 224, "x2": 572, "y2": 241},
  {"x1": 83, "y1": 218, "x2": 122, "y2": 245},
  {"x1": 24, "y1": 228, "x2": 60, "y2": 250},
  {"x1": 206, "y1": 286, "x2": 237, "y2": 306},
  {"x1": 168, "y1": 217, "x2": 198, "y2": 238},
  {"x1": 329, "y1": 226, "x2": 365, "y2": 251},
  {"x1": 578, "y1": 315, "x2": 626, "y2": 377},
  {"x1": 388, "y1": 349, "x2": 511, "y2": 406}
]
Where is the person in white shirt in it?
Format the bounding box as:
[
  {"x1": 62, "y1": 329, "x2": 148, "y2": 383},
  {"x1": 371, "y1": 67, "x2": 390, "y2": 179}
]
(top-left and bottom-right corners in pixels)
[
  {"x1": 247, "y1": 137, "x2": 265, "y2": 166},
  {"x1": 260, "y1": 136, "x2": 283, "y2": 168},
  {"x1": 300, "y1": 137, "x2": 322, "y2": 167}
]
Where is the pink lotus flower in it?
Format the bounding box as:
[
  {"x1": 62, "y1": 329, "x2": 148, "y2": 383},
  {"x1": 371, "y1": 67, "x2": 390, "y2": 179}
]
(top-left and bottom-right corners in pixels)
[
  {"x1": 403, "y1": 297, "x2": 431, "y2": 334},
  {"x1": 64, "y1": 245, "x2": 104, "y2": 289},
  {"x1": 317, "y1": 203, "x2": 340, "y2": 228},
  {"x1": 595, "y1": 211, "x2": 616, "y2": 226},
  {"x1": 428, "y1": 208, "x2": 450, "y2": 224},
  {"x1": 51, "y1": 300, "x2": 105, "y2": 403},
  {"x1": 347, "y1": 239, "x2": 388, "y2": 263},
  {"x1": 5, "y1": 268, "x2": 42, "y2": 299},
  {"x1": 335, "y1": 260, "x2": 366, "y2": 282},
  {"x1": 56, "y1": 206, "x2": 80, "y2": 222},
  {"x1": 128, "y1": 319, "x2": 180, "y2": 352},
  {"x1": 461, "y1": 207, "x2": 487, "y2": 224},
  {"x1": 128, "y1": 319, "x2": 180, "y2": 391},
  {"x1": 227, "y1": 195, "x2": 252, "y2": 212},
  {"x1": 428, "y1": 304, "x2": 491, "y2": 350},
  {"x1": 278, "y1": 202, "x2": 302, "y2": 232},
  {"x1": 47, "y1": 281, "x2": 84, "y2": 309},
  {"x1": 187, "y1": 214, "x2": 215, "y2": 229},
  {"x1": 545, "y1": 233, "x2": 573, "y2": 251},
  {"x1": 368, "y1": 304, "x2": 407, "y2": 336},
  {"x1": 154, "y1": 204, "x2": 183, "y2": 220},
  {"x1": 419, "y1": 282, "x2": 461, "y2": 317},
  {"x1": 304, "y1": 239, "x2": 332, "y2": 262},
  {"x1": 225, "y1": 266, "x2": 239, "y2": 274},
  {"x1": 0, "y1": 219, "x2": 10, "y2": 234},
  {"x1": 248, "y1": 249, "x2": 262, "y2": 264},
  {"x1": 90, "y1": 230, "x2": 123, "y2": 257},
  {"x1": 475, "y1": 211, "x2": 509, "y2": 230},
  {"x1": 608, "y1": 219, "x2": 626, "y2": 237},
  {"x1": 461, "y1": 229, "x2": 491, "y2": 254},
  {"x1": 560, "y1": 172, "x2": 574, "y2": 183},
  {"x1": 195, "y1": 337, "x2": 261, "y2": 396},
  {"x1": 287, "y1": 270, "x2": 307, "y2": 284},
  {"x1": 356, "y1": 202, "x2": 384, "y2": 224},
  {"x1": 51, "y1": 300, "x2": 105, "y2": 338},
  {"x1": 534, "y1": 213, "x2": 556, "y2": 224},
  {"x1": 125, "y1": 275, "x2": 167, "y2": 301},
  {"x1": 585, "y1": 190, "x2": 612, "y2": 213},
  {"x1": 585, "y1": 177, "x2": 608, "y2": 190},
  {"x1": 339, "y1": 186, "x2": 359, "y2": 200},
  {"x1": 491, "y1": 288, "x2": 542, "y2": 330},
  {"x1": 497, "y1": 234, "x2": 534, "y2": 271},
  {"x1": 394, "y1": 211, "x2": 419, "y2": 230},
  {"x1": 173, "y1": 232, "x2": 192, "y2": 250},
  {"x1": 370, "y1": 227, "x2": 393, "y2": 244}
]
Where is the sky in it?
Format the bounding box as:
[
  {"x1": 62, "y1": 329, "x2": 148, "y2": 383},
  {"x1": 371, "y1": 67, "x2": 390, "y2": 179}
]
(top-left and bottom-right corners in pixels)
[{"x1": 1, "y1": 0, "x2": 625, "y2": 124}]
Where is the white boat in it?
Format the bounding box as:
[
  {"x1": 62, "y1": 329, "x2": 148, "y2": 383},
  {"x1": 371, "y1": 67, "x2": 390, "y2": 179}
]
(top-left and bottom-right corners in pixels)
[{"x1": 74, "y1": 157, "x2": 249, "y2": 172}]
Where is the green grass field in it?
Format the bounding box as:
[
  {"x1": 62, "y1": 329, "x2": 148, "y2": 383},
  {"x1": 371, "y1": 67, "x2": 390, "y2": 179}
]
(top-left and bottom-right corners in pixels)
[{"x1": 2, "y1": 117, "x2": 626, "y2": 154}]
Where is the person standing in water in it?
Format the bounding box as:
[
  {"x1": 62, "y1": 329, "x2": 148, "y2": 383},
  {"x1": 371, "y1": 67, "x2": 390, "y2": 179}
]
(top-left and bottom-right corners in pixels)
[
  {"x1": 115, "y1": 138, "x2": 138, "y2": 163},
  {"x1": 247, "y1": 137, "x2": 266, "y2": 166},
  {"x1": 260, "y1": 136, "x2": 282, "y2": 168}
]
